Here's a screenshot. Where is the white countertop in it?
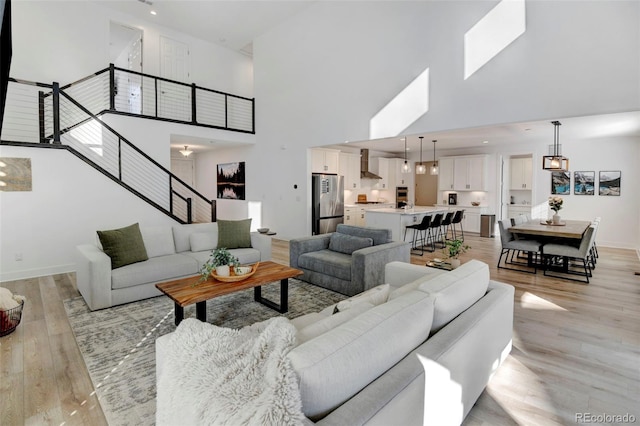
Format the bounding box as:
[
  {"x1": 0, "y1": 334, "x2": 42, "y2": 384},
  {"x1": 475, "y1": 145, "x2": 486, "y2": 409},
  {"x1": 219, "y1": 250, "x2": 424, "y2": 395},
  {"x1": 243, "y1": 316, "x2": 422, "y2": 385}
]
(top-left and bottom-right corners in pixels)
[{"x1": 365, "y1": 206, "x2": 446, "y2": 215}]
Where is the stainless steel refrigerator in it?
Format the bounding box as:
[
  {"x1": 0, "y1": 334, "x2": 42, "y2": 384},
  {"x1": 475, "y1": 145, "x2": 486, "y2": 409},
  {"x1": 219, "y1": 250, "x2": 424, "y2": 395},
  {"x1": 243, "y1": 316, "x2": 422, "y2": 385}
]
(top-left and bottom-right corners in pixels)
[{"x1": 312, "y1": 174, "x2": 344, "y2": 235}]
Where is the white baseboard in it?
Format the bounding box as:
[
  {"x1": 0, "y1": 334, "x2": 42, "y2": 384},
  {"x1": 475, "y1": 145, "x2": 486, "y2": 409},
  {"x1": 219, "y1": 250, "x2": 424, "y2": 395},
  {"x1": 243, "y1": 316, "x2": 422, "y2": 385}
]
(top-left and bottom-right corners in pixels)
[{"x1": 0, "y1": 264, "x2": 75, "y2": 283}]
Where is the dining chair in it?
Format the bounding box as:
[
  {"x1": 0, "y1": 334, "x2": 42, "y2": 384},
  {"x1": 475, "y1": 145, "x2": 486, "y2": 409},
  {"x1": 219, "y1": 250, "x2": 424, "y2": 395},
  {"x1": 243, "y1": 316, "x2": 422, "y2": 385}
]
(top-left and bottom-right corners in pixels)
[
  {"x1": 591, "y1": 217, "x2": 601, "y2": 263},
  {"x1": 450, "y1": 210, "x2": 465, "y2": 242},
  {"x1": 497, "y1": 220, "x2": 543, "y2": 274},
  {"x1": 404, "y1": 215, "x2": 431, "y2": 256},
  {"x1": 541, "y1": 226, "x2": 595, "y2": 283}
]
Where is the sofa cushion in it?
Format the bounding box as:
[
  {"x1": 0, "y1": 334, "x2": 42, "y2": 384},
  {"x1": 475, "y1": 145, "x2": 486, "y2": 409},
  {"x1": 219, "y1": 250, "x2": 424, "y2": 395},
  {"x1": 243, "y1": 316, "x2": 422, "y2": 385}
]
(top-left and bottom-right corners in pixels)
[
  {"x1": 173, "y1": 223, "x2": 217, "y2": 253},
  {"x1": 290, "y1": 312, "x2": 327, "y2": 331},
  {"x1": 336, "y1": 224, "x2": 391, "y2": 246},
  {"x1": 217, "y1": 219, "x2": 252, "y2": 249},
  {"x1": 97, "y1": 223, "x2": 149, "y2": 269},
  {"x1": 417, "y1": 259, "x2": 490, "y2": 332},
  {"x1": 388, "y1": 270, "x2": 448, "y2": 300},
  {"x1": 298, "y1": 250, "x2": 351, "y2": 281},
  {"x1": 296, "y1": 302, "x2": 374, "y2": 345},
  {"x1": 189, "y1": 232, "x2": 218, "y2": 252},
  {"x1": 328, "y1": 233, "x2": 373, "y2": 255},
  {"x1": 288, "y1": 290, "x2": 434, "y2": 420},
  {"x1": 140, "y1": 226, "x2": 176, "y2": 258},
  {"x1": 335, "y1": 284, "x2": 390, "y2": 312},
  {"x1": 111, "y1": 254, "x2": 198, "y2": 290}
]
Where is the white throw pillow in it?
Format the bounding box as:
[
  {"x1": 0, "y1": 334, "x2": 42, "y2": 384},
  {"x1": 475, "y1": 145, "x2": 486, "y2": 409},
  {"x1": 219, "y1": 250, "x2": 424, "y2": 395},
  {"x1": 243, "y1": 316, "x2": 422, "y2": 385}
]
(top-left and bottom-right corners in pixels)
[
  {"x1": 296, "y1": 302, "x2": 374, "y2": 345},
  {"x1": 335, "y1": 284, "x2": 390, "y2": 312},
  {"x1": 189, "y1": 232, "x2": 218, "y2": 252},
  {"x1": 140, "y1": 226, "x2": 176, "y2": 258}
]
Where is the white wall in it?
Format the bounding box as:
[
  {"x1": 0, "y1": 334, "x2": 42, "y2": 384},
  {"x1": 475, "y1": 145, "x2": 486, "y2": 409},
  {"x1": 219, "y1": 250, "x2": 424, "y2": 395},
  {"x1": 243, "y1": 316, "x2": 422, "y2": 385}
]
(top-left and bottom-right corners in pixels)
[
  {"x1": 250, "y1": 0, "x2": 639, "y2": 241},
  {"x1": 11, "y1": 1, "x2": 253, "y2": 97},
  {"x1": 0, "y1": 145, "x2": 180, "y2": 281}
]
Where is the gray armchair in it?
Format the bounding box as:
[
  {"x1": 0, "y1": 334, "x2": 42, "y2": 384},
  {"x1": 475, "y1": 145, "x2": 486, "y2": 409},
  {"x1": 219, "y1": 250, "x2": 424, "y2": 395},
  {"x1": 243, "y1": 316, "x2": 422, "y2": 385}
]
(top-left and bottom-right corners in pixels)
[{"x1": 289, "y1": 224, "x2": 411, "y2": 296}]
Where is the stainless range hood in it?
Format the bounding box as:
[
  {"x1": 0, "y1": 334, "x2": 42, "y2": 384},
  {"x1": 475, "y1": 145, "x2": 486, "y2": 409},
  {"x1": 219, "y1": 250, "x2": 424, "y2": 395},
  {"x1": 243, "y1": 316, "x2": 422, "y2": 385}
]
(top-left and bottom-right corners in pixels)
[{"x1": 360, "y1": 149, "x2": 382, "y2": 179}]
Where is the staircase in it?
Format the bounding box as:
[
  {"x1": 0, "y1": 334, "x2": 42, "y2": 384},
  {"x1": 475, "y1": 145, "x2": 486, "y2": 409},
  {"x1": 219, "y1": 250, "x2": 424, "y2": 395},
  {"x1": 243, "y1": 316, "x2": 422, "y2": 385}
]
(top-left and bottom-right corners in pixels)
[{"x1": 0, "y1": 66, "x2": 255, "y2": 224}]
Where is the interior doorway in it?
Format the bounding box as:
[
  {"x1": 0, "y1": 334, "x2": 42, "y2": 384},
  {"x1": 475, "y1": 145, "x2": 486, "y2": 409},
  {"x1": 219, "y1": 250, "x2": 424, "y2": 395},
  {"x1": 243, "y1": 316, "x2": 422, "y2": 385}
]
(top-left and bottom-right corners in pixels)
[
  {"x1": 109, "y1": 22, "x2": 143, "y2": 114},
  {"x1": 159, "y1": 36, "x2": 191, "y2": 121},
  {"x1": 415, "y1": 161, "x2": 438, "y2": 206}
]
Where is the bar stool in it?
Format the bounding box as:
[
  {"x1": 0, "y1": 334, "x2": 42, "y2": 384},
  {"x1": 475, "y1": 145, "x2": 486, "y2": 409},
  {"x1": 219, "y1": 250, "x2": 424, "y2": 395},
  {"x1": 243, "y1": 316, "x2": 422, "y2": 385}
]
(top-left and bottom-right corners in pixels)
[
  {"x1": 450, "y1": 210, "x2": 465, "y2": 242},
  {"x1": 426, "y1": 212, "x2": 444, "y2": 252},
  {"x1": 440, "y1": 211, "x2": 455, "y2": 241},
  {"x1": 404, "y1": 215, "x2": 431, "y2": 256}
]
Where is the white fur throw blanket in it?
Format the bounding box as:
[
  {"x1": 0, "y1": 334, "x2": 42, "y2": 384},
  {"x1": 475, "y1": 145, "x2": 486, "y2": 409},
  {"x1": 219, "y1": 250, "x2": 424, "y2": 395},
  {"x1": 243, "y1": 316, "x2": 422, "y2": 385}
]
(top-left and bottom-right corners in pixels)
[{"x1": 156, "y1": 317, "x2": 306, "y2": 426}]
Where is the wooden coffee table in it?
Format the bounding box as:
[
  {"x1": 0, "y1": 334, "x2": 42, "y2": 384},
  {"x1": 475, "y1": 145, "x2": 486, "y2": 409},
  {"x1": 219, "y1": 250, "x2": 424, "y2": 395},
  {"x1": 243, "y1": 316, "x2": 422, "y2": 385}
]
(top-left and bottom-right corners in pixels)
[{"x1": 156, "y1": 261, "x2": 303, "y2": 325}]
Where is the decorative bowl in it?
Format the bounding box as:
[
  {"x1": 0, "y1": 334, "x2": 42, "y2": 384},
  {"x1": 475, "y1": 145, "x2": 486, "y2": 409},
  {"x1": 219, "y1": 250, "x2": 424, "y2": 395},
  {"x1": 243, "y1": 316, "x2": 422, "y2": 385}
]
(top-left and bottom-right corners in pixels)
[
  {"x1": 545, "y1": 219, "x2": 553, "y2": 224},
  {"x1": 471, "y1": 202, "x2": 481, "y2": 206},
  {"x1": 234, "y1": 266, "x2": 252, "y2": 275},
  {"x1": 257, "y1": 228, "x2": 269, "y2": 234}
]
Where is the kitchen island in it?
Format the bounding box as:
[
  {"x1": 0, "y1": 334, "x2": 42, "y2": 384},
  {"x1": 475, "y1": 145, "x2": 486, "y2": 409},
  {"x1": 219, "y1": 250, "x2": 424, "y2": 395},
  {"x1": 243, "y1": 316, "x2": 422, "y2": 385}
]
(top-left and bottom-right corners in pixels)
[{"x1": 365, "y1": 206, "x2": 448, "y2": 242}]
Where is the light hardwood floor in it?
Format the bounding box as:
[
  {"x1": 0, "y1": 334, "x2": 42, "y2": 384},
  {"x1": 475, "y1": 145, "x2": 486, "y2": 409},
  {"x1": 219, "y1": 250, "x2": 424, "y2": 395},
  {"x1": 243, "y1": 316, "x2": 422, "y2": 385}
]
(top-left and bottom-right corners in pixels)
[{"x1": 1, "y1": 234, "x2": 639, "y2": 425}]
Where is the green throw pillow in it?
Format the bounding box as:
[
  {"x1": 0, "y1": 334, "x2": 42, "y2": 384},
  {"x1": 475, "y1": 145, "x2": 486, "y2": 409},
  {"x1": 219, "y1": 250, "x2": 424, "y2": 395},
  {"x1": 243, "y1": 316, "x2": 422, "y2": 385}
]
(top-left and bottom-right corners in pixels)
[
  {"x1": 97, "y1": 223, "x2": 149, "y2": 269},
  {"x1": 217, "y1": 219, "x2": 252, "y2": 249}
]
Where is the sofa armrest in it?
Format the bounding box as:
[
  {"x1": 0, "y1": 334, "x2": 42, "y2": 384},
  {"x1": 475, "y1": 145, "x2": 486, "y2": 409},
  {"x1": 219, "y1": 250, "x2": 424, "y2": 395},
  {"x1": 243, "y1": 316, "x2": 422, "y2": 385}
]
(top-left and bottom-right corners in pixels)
[
  {"x1": 289, "y1": 234, "x2": 331, "y2": 269},
  {"x1": 250, "y1": 232, "x2": 272, "y2": 262},
  {"x1": 351, "y1": 242, "x2": 411, "y2": 292},
  {"x1": 75, "y1": 244, "x2": 112, "y2": 311}
]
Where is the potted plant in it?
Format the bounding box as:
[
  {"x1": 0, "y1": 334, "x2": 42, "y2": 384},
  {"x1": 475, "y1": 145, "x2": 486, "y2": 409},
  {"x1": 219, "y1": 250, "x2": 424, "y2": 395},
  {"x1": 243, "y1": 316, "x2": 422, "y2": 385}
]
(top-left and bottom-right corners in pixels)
[
  {"x1": 443, "y1": 239, "x2": 470, "y2": 269},
  {"x1": 200, "y1": 248, "x2": 239, "y2": 280}
]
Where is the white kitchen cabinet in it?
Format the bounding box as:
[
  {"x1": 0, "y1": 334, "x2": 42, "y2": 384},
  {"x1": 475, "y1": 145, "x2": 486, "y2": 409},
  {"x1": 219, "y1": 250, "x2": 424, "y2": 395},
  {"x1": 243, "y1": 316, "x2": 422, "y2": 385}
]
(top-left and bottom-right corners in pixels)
[
  {"x1": 371, "y1": 157, "x2": 391, "y2": 190},
  {"x1": 344, "y1": 207, "x2": 357, "y2": 225},
  {"x1": 339, "y1": 152, "x2": 361, "y2": 190},
  {"x1": 508, "y1": 205, "x2": 532, "y2": 222},
  {"x1": 462, "y1": 210, "x2": 481, "y2": 233},
  {"x1": 311, "y1": 149, "x2": 339, "y2": 174},
  {"x1": 390, "y1": 158, "x2": 410, "y2": 188},
  {"x1": 453, "y1": 155, "x2": 488, "y2": 191},
  {"x1": 510, "y1": 157, "x2": 533, "y2": 190},
  {"x1": 356, "y1": 208, "x2": 367, "y2": 226},
  {"x1": 438, "y1": 157, "x2": 455, "y2": 191}
]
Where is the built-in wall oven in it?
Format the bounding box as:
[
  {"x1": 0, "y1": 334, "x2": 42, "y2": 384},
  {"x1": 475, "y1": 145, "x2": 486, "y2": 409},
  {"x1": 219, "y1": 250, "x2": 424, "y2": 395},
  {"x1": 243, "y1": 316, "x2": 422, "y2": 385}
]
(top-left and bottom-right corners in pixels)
[{"x1": 396, "y1": 186, "x2": 408, "y2": 208}]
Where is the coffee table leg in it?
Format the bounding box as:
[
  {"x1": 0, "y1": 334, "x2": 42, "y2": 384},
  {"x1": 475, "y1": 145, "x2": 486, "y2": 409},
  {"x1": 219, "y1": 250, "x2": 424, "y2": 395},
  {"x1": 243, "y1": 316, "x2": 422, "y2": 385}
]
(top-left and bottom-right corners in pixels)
[
  {"x1": 196, "y1": 301, "x2": 207, "y2": 322},
  {"x1": 254, "y1": 279, "x2": 288, "y2": 313},
  {"x1": 175, "y1": 303, "x2": 184, "y2": 326}
]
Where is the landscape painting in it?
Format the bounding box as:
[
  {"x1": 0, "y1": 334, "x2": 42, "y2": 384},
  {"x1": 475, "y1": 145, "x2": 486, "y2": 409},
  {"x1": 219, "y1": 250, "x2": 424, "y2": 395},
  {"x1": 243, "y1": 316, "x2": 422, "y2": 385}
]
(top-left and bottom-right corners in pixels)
[
  {"x1": 599, "y1": 171, "x2": 621, "y2": 196},
  {"x1": 574, "y1": 171, "x2": 595, "y2": 195},
  {"x1": 551, "y1": 171, "x2": 570, "y2": 195},
  {"x1": 217, "y1": 162, "x2": 246, "y2": 200}
]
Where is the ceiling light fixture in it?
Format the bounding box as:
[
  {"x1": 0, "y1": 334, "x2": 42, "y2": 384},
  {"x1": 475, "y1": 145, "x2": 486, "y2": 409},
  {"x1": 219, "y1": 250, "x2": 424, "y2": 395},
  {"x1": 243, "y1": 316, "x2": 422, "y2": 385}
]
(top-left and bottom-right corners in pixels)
[
  {"x1": 416, "y1": 136, "x2": 426, "y2": 174},
  {"x1": 430, "y1": 140, "x2": 439, "y2": 175},
  {"x1": 401, "y1": 138, "x2": 411, "y2": 174},
  {"x1": 180, "y1": 145, "x2": 193, "y2": 157},
  {"x1": 150, "y1": 10, "x2": 157, "y2": 15},
  {"x1": 542, "y1": 120, "x2": 569, "y2": 171}
]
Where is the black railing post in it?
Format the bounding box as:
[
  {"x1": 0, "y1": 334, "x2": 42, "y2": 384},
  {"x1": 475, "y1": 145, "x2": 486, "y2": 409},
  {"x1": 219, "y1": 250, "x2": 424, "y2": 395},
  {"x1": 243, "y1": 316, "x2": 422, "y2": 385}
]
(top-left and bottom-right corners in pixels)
[
  {"x1": 38, "y1": 91, "x2": 46, "y2": 143},
  {"x1": 191, "y1": 83, "x2": 197, "y2": 124},
  {"x1": 211, "y1": 200, "x2": 217, "y2": 222},
  {"x1": 187, "y1": 198, "x2": 193, "y2": 223},
  {"x1": 118, "y1": 137, "x2": 122, "y2": 181},
  {"x1": 224, "y1": 94, "x2": 228, "y2": 129},
  {"x1": 154, "y1": 78, "x2": 158, "y2": 118},
  {"x1": 169, "y1": 176, "x2": 173, "y2": 215},
  {"x1": 109, "y1": 63, "x2": 115, "y2": 111},
  {"x1": 251, "y1": 98, "x2": 255, "y2": 133},
  {"x1": 52, "y1": 82, "x2": 61, "y2": 144}
]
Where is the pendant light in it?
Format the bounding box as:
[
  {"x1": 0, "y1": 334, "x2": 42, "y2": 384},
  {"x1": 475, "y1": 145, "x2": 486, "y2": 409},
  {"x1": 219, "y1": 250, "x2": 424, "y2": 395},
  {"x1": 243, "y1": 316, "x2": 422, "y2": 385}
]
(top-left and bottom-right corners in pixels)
[
  {"x1": 430, "y1": 140, "x2": 439, "y2": 175},
  {"x1": 401, "y1": 137, "x2": 411, "y2": 174},
  {"x1": 180, "y1": 145, "x2": 193, "y2": 157},
  {"x1": 542, "y1": 121, "x2": 569, "y2": 171},
  {"x1": 416, "y1": 136, "x2": 426, "y2": 174}
]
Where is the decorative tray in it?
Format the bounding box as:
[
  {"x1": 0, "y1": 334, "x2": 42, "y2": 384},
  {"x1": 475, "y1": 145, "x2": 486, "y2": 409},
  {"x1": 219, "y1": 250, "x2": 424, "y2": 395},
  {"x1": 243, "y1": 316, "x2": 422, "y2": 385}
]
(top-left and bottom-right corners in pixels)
[
  {"x1": 211, "y1": 262, "x2": 260, "y2": 282},
  {"x1": 540, "y1": 221, "x2": 566, "y2": 226}
]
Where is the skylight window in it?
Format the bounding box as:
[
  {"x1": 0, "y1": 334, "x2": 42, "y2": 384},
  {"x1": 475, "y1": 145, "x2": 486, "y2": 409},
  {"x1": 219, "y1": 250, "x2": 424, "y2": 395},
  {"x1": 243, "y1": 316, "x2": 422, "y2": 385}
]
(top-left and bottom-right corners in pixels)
[{"x1": 464, "y1": 0, "x2": 526, "y2": 80}]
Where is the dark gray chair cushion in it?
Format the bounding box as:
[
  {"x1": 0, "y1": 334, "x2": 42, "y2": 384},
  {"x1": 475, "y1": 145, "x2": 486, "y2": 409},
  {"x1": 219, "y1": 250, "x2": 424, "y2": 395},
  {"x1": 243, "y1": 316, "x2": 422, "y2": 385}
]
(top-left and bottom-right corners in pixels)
[
  {"x1": 329, "y1": 233, "x2": 373, "y2": 255},
  {"x1": 298, "y1": 250, "x2": 352, "y2": 281},
  {"x1": 336, "y1": 224, "x2": 391, "y2": 246}
]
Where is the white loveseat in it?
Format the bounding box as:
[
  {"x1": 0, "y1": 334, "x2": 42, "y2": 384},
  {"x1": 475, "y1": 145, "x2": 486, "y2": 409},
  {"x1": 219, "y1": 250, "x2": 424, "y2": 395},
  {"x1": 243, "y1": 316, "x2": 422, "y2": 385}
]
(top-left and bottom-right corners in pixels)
[
  {"x1": 75, "y1": 222, "x2": 272, "y2": 310},
  {"x1": 155, "y1": 260, "x2": 514, "y2": 425}
]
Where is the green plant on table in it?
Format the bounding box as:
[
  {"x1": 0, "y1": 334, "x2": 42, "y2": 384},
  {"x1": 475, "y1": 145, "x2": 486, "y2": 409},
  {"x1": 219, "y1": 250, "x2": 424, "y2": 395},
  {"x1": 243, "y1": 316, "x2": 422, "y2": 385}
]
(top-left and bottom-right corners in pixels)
[
  {"x1": 443, "y1": 239, "x2": 470, "y2": 260},
  {"x1": 198, "y1": 247, "x2": 239, "y2": 282}
]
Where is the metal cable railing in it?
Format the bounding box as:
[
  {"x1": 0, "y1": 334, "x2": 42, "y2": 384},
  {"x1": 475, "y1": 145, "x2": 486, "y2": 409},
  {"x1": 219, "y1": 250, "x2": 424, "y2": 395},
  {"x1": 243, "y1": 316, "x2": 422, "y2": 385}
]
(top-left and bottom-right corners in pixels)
[{"x1": 1, "y1": 78, "x2": 216, "y2": 224}]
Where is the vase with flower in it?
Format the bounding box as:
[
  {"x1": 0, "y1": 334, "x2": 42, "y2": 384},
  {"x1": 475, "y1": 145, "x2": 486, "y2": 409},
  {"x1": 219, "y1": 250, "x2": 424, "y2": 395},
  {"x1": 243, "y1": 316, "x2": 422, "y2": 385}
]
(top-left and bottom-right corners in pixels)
[{"x1": 548, "y1": 196, "x2": 563, "y2": 224}]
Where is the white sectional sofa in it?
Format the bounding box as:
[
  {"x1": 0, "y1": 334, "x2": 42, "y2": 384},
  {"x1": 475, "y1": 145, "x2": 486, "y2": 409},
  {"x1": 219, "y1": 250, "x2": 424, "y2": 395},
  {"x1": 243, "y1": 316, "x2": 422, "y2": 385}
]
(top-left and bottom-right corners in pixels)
[
  {"x1": 75, "y1": 222, "x2": 272, "y2": 310},
  {"x1": 155, "y1": 260, "x2": 514, "y2": 425}
]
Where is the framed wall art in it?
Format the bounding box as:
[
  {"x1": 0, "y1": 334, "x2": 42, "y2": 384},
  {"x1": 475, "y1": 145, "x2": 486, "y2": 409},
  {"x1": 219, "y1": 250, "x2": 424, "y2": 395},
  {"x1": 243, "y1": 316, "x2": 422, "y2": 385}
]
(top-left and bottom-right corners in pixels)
[
  {"x1": 217, "y1": 161, "x2": 246, "y2": 200},
  {"x1": 0, "y1": 157, "x2": 32, "y2": 192},
  {"x1": 573, "y1": 171, "x2": 594, "y2": 195},
  {"x1": 598, "y1": 171, "x2": 620, "y2": 196},
  {"x1": 551, "y1": 171, "x2": 570, "y2": 195}
]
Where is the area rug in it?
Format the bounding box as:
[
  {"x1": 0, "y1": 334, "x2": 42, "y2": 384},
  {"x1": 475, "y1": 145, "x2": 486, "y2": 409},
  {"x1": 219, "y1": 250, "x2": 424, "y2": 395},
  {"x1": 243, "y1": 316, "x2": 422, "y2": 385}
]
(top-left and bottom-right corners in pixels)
[{"x1": 63, "y1": 278, "x2": 346, "y2": 426}]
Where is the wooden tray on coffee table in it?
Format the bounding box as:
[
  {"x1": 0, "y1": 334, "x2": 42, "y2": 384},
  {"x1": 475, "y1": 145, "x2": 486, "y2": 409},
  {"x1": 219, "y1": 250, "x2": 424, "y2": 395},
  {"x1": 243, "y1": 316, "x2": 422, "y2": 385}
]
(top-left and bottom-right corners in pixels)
[{"x1": 211, "y1": 262, "x2": 260, "y2": 282}]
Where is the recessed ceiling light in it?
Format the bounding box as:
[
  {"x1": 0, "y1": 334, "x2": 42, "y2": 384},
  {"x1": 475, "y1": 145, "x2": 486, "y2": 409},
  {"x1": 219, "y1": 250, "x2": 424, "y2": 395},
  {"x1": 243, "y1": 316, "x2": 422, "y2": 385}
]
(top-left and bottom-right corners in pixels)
[
  {"x1": 150, "y1": 10, "x2": 157, "y2": 15},
  {"x1": 482, "y1": 140, "x2": 489, "y2": 144}
]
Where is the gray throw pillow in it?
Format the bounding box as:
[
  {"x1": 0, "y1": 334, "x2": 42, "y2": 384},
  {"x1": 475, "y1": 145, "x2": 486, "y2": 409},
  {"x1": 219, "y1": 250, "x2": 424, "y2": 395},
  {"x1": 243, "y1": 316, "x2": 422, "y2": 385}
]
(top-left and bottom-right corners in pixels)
[
  {"x1": 97, "y1": 223, "x2": 149, "y2": 269},
  {"x1": 217, "y1": 219, "x2": 252, "y2": 249},
  {"x1": 329, "y1": 233, "x2": 373, "y2": 255}
]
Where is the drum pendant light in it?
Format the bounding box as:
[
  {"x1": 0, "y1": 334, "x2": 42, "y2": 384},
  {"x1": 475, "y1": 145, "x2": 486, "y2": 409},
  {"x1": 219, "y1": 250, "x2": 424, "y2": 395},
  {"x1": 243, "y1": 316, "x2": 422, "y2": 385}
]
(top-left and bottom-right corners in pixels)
[
  {"x1": 416, "y1": 136, "x2": 426, "y2": 174},
  {"x1": 430, "y1": 140, "x2": 439, "y2": 175},
  {"x1": 542, "y1": 121, "x2": 569, "y2": 171},
  {"x1": 401, "y1": 137, "x2": 411, "y2": 174}
]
